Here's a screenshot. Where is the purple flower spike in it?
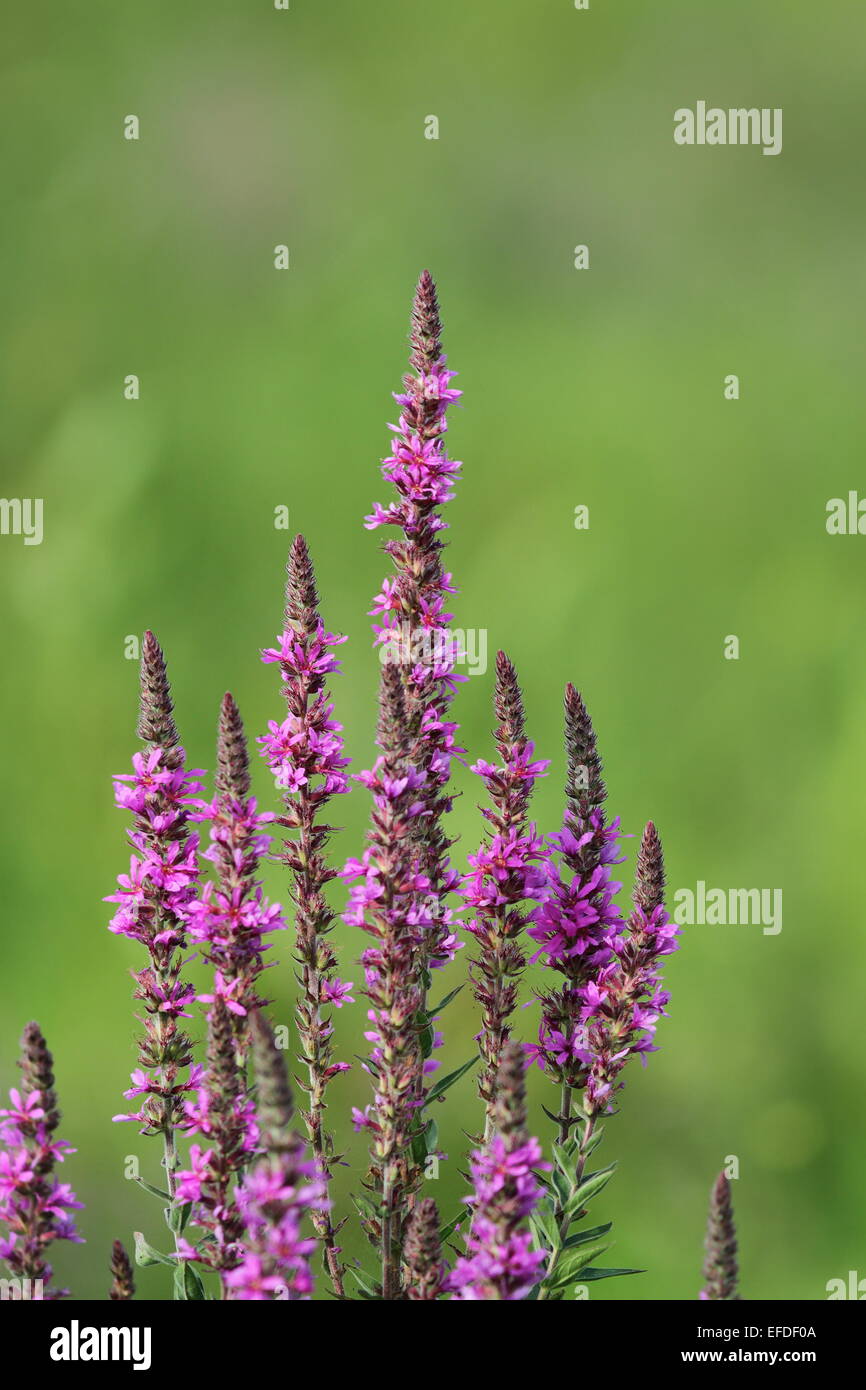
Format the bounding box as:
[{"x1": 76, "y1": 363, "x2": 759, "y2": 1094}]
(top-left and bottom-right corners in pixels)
[
  {"x1": 583, "y1": 821, "x2": 680, "y2": 1114},
  {"x1": 447, "y1": 1043, "x2": 547, "y2": 1301},
  {"x1": 174, "y1": 998, "x2": 255, "y2": 1288},
  {"x1": 404, "y1": 1197, "x2": 447, "y2": 1301},
  {"x1": 343, "y1": 664, "x2": 430, "y2": 1299},
  {"x1": 700, "y1": 1172, "x2": 740, "y2": 1301},
  {"x1": 106, "y1": 632, "x2": 201, "y2": 1173},
  {"x1": 258, "y1": 534, "x2": 350, "y2": 1298},
  {"x1": 366, "y1": 270, "x2": 465, "y2": 976},
  {"x1": 0, "y1": 1023, "x2": 84, "y2": 1299},
  {"x1": 462, "y1": 651, "x2": 550, "y2": 1137},
  {"x1": 108, "y1": 1239, "x2": 135, "y2": 1300},
  {"x1": 526, "y1": 686, "x2": 625, "y2": 1116},
  {"x1": 188, "y1": 693, "x2": 285, "y2": 1045},
  {"x1": 226, "y1": 1014, "x2": 327, "y2": 1301}
]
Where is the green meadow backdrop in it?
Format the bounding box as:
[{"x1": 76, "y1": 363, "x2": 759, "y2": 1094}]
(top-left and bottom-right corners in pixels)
[{"x1": 2, "y1": 0, "x2": 864, "y2": 1299}]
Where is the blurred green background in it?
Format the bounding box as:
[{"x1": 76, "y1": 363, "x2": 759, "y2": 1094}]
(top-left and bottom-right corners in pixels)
[{"x1": 2, "y1": 0, "x2": 864, "y2": 1301}]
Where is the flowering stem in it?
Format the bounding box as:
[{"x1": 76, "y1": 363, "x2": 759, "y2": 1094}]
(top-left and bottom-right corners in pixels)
[
  {"x1": 297, "y1": 779, "x2": 345, "y2": 1298},
  {"x1": 557, "y1": 1082, "x2": 572, "y2": 1147},
  {"x1": 259, "y1": 536, "x2": 351, "y2": 1299},
  {"x1": 537, "y1": 1113, "x2": 597, "y2": 1299},
  {"x1": 162, "y1": 1130, "x2": 182, "y2": 1256}
]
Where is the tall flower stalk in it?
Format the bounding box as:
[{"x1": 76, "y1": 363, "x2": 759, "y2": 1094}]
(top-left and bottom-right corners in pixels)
[
  {"x1": 361, "y1": 270, "x2": 466, "y2": 1213},
  {"x1": 258, "y1": 535, "x2": 351, "y2": 1297},
  {"x1": 527, "y1": 685, "x2": 624, "y2": 1141},
  {"x1": 447, "y1": 1043, "x2": 547, "y2": 1300},
  {"x1": 700, "y1": 1173, "x2": 740, "y2": 1300},
  {"x1": 0, "y1": 1023, "x2": 84, "y2": 1299},
  {"x1": 527, "y1": 693, "x2": 680, "y2": 1298},
  {"x1": 106, "y1": 632, "x2": 203, "y2": 1243},
  {"x1": 187, "y1": 694, "x2": 285, "y2": 1050},
  {"x1": 344, "y1": 665, "x2": 431, "y2": 1299},
  {"x1": 404, "y1": 1197, "x2": 446, "y2": 1300},
  {"x1": 584, "y1": 821, "x2": 679, "y2": 1114},
  {"x1": 226, "y1": 1014, "x2": 326, "y2": 1301},
  {"x1": 463, "y1": 651, "x2": 549, "y2": 1137},
  {"x1": 109, "y1": 1240, "x2": 135, "y2": 1300},
  {"x1": 174, "y1": 999, "x2": 258, "y2": 1294}
]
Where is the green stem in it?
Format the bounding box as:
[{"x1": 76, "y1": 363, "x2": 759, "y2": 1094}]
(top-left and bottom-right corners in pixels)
[
  {"x1": 537, "y1": 1111, "x2": 598, "y2": 1299},
  {"x1": 162, "y1": 1128, "x2": 183, "y2": 1258}
]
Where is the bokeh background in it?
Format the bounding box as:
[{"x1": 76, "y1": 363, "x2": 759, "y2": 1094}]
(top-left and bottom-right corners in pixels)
[{"x1": 2, "y1": 0, "x2": 864, "y2": 1301}]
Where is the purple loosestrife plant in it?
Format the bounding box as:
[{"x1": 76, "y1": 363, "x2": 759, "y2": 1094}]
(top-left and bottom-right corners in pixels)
[
  {"x1": 172, "y1": 998, "x2": 258, "y2": 1297},
  {"x1": 2, "y1": 272, "x2": 699, "y2": 1304},
  {"x1": 106, "y1": 631, "x2": 204, "y2": 1281},
  {"x1": 258, "y1": 535, "x2": 351, "y2": 1297},
  {"x1": 403, "y1": 1196, "x2": 447, "y2": 1300},
  {"x1": 527, "y1": 698, "x2": 680, "y2": 1298},
  {"x1": 447, "y1": 1043, "x2": 547, "y2": 1301},
  {"x1": 187, "y1": 693, "x2": 285, "y2": 1045},
  {"x1": 700, "y1": 1172, "x2": 740, "y2": 1301},
  {"x1": 343, "y1": 664, "x2": 432, "y2": 1299},
  {"x1": 463, "y1": 651, "x2": 550, "y2": 1138},
  {"x1": 366, "y1": 274, "x2": 466, "y2": 1096},
  {"x1": 109, "y1": 1239, "x2": 135, "y2": 1300},
  {"x1": 583, "y1": 822, "x2": 680, "y2": 1114},
  {"x1": 226, "y1": 1013, "x2": 326, "y2": 1301},
  {"x1": 0, "y1": 1023, "x2": 84, "y2": 1300}
]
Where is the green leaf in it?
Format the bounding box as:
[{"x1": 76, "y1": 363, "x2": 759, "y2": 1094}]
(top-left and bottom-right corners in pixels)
[
  {"x1": 579, "y1": 1124, "x2": 606, "y2": 1159},
  {"x1": 550, "y1": 1167, "x2": 572, "y2": 1210},
  {"x1": 426, "y1": 985, "x2": 464, "y2": 1017},
  {"x1": 530, "y1": 1201, "x2": 562, "y2": 1253},
  {"x1": 418, "y1": 1019, "x2": 436, "y2": 1060},
  {"x1": 545, "y1": 1242, "x2": 611, "y2": 1291},
  {"x1": 562, "y1": 1221, "x2": 612, "y2": 1249},
  {"x1": 133, "y1": 1231, "x2": 173, "y2": 1268},
  {"x1": 577, "y1": 1266, "x2": 644, "y2": 1281},
  {"x1": 567, "y1": 1161, "x2": 617, "y2": 1215},
  {"x1": 438, "y1": 1212, "x2": 464, "y2": 1244},
  {"x1": 552, "y1": 1142, "x2": 577, "y2": 1178},
  {"x1": 423, "y1": 1055, "x2": 480, "y2": 1105},
  {"x1": 348, "y1": 1265, "x2": 381, "y2": 1298},
  {"x1": 165, "y1": 1201, "x2": 193, "y2": 1235},
  {"x1": 133, "y1": 1177, "x2": 171, "y2": 1202},
  {"x1": 351, "y1": 1191, "x2": 383, "y2": 1223},
  {"x1": 173, "y1": 1260, "x2": 206, "y2": 1301},
  {"x1": 411, "y1": 1119, "x2": 432, "y2": 1166},
  {"x1": 424, "y1": 1117, "x2": 439, "y2": 1156}
]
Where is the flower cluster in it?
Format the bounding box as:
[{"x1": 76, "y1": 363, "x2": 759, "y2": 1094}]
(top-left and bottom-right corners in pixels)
[
  {"x1": 526, "y1": 687, "x2": 625, "y2": 1093},
  {"x1": 583, "y1": 823, "x2": 680, "y2": 1113},
  {"x1": 259, "y1": 534, "x2": 351, "y2": 1297},
  {"x1": 342, "y1": 665, "x2": 433, "y2": 1297},
  {"x1": 364, "y1": 269, "x2": 465, "y2": 972},
  {"x1": 107, "y1": 632, "x2": 202, "y2": 1137},
  {"x1": 188, "y1": 693, "x2": 284, "y2": 1041},
  {"x1": 174, "y1": 1000, "x2": 257, "y2": 1285},
  {"x1": 447, "y1": 1044, "x2": 547, "y2": 1301},
  {"x1": 403, "y1": 1197, "x2": 447, "y2": 1300},
  {"x1": 0, "y1": 1023, "x2": 83, "y2": 1299},
  {"x1": 700, "y1": 1172, "x2": 740, "y2": 1301},
  {"x1": 462, "y1": 651, "x2": 549, "y2": 1134},
  {"x1": 2, "y1": 272, "x2": 692, "y2": 1305},
  {"x1": 226, "y1": 1015, "x2": 326, "y2": 1301}
]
